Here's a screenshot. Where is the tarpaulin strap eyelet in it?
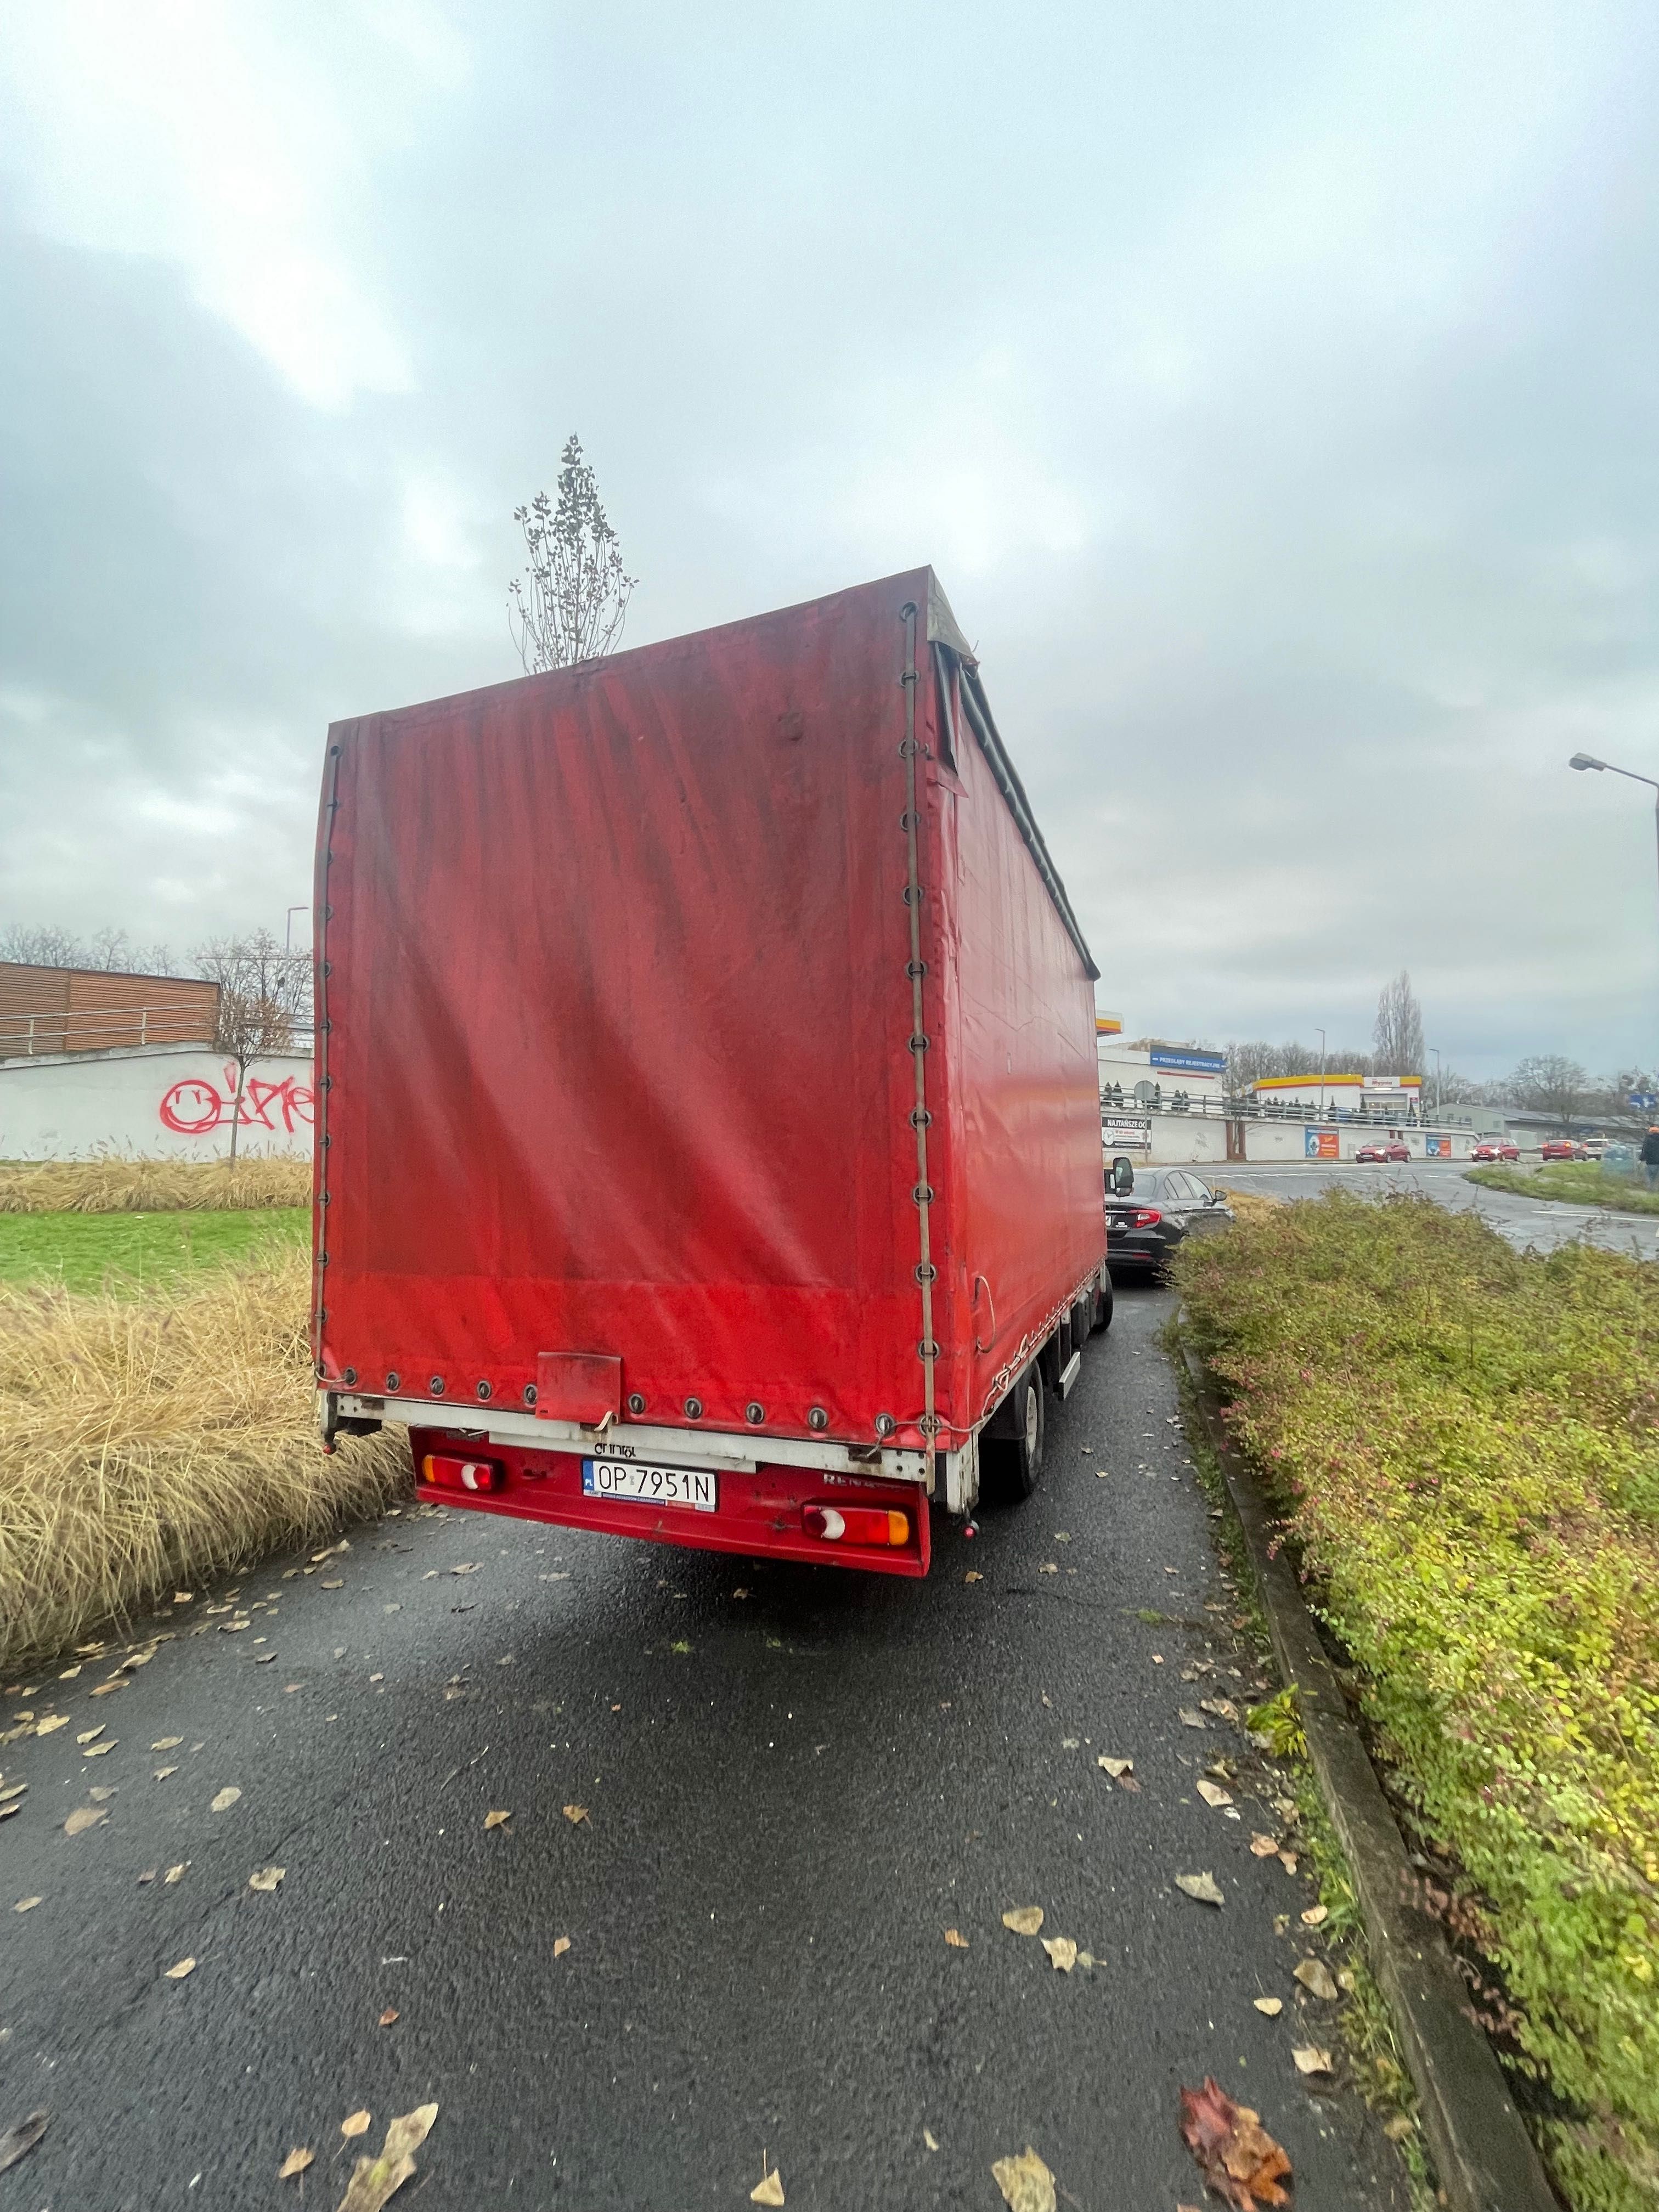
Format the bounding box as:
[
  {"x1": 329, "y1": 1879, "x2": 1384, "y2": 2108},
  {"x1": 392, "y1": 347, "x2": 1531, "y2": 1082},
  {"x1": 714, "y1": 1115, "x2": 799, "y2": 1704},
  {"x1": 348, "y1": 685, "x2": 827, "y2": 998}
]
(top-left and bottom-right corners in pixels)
[
  {"x1": 899, "y1": 810, "x2": 918, "y2": 830},
  {"x1": 909, "y1": 1107, "x2": 931, "y2": 1128},
  {"x1": 910, "y1": 1033, "x2": 929, "y2": 1051},
  {"x1": 428, "y1": 1375, "x2": 445, "y2": 1395},
  {"x1": 915, "y1": 1262, "x2": 937, "y2": 1284},
  {"x1": 902, "y1": 884, "x2": 923, "y2": 905},
  {"x1": 898, "y1": 738, "x2": 919, "y2": 757},
  {"x1": 913, "y1": 1183, "x2": 934, "y2": 1205},
  {"x1": 917, "y1": 1340, "x2": 940, "y2": 1361},
  {"x1": 906, "y1": 960, "x2": 926, "y2": 978}
]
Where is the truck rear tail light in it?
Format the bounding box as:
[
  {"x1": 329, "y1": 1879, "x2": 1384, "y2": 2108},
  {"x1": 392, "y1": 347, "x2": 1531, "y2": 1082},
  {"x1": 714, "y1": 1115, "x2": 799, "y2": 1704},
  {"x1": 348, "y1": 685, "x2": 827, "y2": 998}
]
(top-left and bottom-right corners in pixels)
[
  {"x1": 1131, "y1": 1207, "x2": 1163, "y2": 1227},
  {"x1": 802, "y1": 1502, "x2": 911, "y2": 1547},
  {"x1": 420, "y1": 1452, "x2": 504, "y2": 1494}
]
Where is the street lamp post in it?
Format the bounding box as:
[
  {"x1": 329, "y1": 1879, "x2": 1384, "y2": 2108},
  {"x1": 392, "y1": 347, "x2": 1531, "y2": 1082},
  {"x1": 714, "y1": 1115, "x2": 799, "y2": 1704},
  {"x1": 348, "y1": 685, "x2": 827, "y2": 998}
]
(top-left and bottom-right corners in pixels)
[
  {"x1": 1316, "y1": 1026, "x2": 1326, "y2": 1119},
  {"x1": 1430, "y1": 1047, "x2": 1442, "y2": 1116},
  {"x1": 1569, "y1": 752, "x2": 1659, "y2": 1069},
  {"x1": 285, "y1": 905, "x2": 310, "y2": 952}
]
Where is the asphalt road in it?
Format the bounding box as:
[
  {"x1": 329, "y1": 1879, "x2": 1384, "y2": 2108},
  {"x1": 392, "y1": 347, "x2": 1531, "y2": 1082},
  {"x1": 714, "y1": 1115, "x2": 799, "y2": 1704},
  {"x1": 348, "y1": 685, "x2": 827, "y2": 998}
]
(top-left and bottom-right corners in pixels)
[
  {"x1": 0, "y1": 1285, "x2": 1408, "y2": 2211},
  {"x1": 1217, "y1": 1156, "x2": 1659, "y2": 1260}
]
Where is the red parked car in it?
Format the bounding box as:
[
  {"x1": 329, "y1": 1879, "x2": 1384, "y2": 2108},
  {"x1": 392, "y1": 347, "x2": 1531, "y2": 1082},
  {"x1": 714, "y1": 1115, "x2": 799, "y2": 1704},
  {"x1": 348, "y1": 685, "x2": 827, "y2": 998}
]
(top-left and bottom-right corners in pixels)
[
  {"x1": 1470, "y1": 1140, "x2": 1520, "y2": 1163},
  {"x1": 1355, "y1": 1141, "x2": 1410, "y2": 1164},
  {"x1": 1539, "y1": 1138, "x2": 1588, "y2": 1161}
]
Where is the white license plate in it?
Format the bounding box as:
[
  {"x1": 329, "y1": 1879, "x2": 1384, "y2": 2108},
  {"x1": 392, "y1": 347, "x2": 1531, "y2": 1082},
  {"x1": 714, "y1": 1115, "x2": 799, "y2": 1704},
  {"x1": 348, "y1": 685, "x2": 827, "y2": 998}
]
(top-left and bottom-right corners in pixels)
[{"x1": 582, "y1": 1459, "x2": 718, "y2": 1513}]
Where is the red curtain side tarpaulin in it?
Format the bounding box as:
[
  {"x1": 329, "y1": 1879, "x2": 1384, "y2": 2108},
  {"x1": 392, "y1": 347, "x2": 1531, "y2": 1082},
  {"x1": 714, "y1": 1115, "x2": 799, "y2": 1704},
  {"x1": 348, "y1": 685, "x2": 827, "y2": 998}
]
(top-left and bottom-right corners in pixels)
[{"x1": 314, "y1": 569, "x2": 1103, "y2": 1452}]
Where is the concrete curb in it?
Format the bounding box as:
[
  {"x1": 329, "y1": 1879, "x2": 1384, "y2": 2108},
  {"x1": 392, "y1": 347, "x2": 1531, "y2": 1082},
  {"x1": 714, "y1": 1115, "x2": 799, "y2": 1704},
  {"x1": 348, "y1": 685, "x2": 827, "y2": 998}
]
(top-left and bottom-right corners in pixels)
[{"x1": 1178, "y1": 1339, "x2": 1559, "y2": 2212}]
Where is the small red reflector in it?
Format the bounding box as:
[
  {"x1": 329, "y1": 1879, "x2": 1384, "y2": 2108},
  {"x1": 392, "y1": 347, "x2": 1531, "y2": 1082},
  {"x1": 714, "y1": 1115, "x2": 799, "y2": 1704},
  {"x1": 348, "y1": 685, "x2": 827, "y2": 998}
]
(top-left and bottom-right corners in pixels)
[
  {"x1": 802, "y1": 1502, "x2": 910, "y2": 1547},
  {"x1": 420, "y1": 1452, "x2": 504, "y2": 1494}
]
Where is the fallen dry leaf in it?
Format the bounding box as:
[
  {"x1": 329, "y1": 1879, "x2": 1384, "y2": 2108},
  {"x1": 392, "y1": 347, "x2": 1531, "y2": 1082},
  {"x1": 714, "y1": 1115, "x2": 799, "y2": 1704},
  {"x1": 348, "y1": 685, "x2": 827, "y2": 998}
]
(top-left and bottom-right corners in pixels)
[
  {"x1": 1178, "y1": 1708, "x2": 1206, "y2": 1729},
  {"x1": 1200, "y1": 1697, "x2": 1240, "y2": 1722},
  {"x1": 320, "y1": 1579, "x2": 344, "y2": 1590},
  {"x1": 1253, "y1": 1996, "x2": 1283, "y2": 2017},
  {"x1": 990, "y1": 2143, "x2": 1057, "y2": 2212},
  {"x1": 76, "y1": 1726, "x2": 104, "y2": 1745},
  {"x1": 64, "y1": 1805, "x2": 106, "y2": 1837},
  {"x1": 1178, "y1": 2077, "x2": 1292, "y2": 2209},
  {"x1": 1249, "y1": 1834, "x2": 1280, "y2": 1858},
  {"x1": 151, "y1": 1737, "x2": 183, "y2": 1751},
  {"x1": 1278, "y1": 1852, "x2": 1299, "y2": 1875},
  {"x1": 165, "y1": 1863, "x2": 187, "y2": 1883},
  {"x1": 1294, "y1": 1957, "x2": 1339, "y2": 2001},
  {"x1": 335, "y1": 2102, "x2": 438, "y2": 2212},
  {"x1": 342, "y1": 2111, "x2": 373, "y2": 2139},
  {"x1": 964, "y1": 1571, "x2": 983, "y2": 1583},
  {"x1": 924, "y1": 2126, "x2": 940, "y2": 2151},
  {"x1": 14, "y1": 1897, "x2": 41, "y2": 1914},
  {"x1": 163, "y1": 1957, "x2": 196, "y2": 1980},
  {"x1": 0, "y1": 2109, "x2": 48, "y2": 2176},
  {"x1": 82, "y1": 1742, "x2": 114, "y2": 1759},
  {"x1": 944, "y1": 1928, "x2": 969, "y2": 1949},
  {"x1": 88, "y1": 1785, "x2": 116, "y2": 1803},
  {"x1": 154, "y1": 1765, "x2": 178, "y2": 1780},
  {"x1": 749, "y1": 2168, "x2": 786, "y2": 2207},
  {"x1": 1196, "y1": 1779, "x2": 1233, "y2": 1809},
  {"x1": 210, "y1": 1787, "x2": 241, "y2": 1813},
  {"x1": 89, "y1": 1680, "x2": 126, "y2": 1697},
  {"x1": 35, "y1": 1716, "x2": 69, "y2": 1737},
  {"x1": 552, "y1": 1936, "x2": 571, "y2": 1959},
  {"x1": 1176, "y1": 1871, "x2": 1225, "y2": 1907},
  {"x1": 483, "y1": 1809, "x2": 511, "y2": 1831},
  {"x1": 278, "y1": 2146, "x2": 314, "y2": 2180},
  {"x1": 1300, "y1": 1904, "x2": 1328, "y2": 1927},
  {"x1": 450, "y1": 1562, "x2": 481, "y2": 1575},
  {"x1": 562, "y1": 1803, "x2": 589, "y2": 1826},
  {"x1": 379, "y1": 2008, "x2": 399, "y2": 2027},
  {"x1": 1001, "y1": 1905, "x2": 1045, "y2": 1936},
  {"x1": 1041, "y1": 1936, "x2": 1077, "y2": 1972},
  {"x1": 1097, "y1": 1756, "x2": 1132, "y2": 1778},
  {"x1": 248, "y1": 1866, "x2": 285, "y2": 1893},
  {"x1": 1292, "y1": 2045, "x2": 1333, "y2": 2077},
  {"x1": 1037, "y1": 1562, "x2": 1058, "y2": 1575}
]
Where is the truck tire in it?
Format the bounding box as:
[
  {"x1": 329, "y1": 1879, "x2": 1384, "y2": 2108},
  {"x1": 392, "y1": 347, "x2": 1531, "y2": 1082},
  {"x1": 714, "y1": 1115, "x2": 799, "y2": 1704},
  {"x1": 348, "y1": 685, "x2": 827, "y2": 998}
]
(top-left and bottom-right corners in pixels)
[
  {"x1": 980, "y1": 1363, "x2": 1045, "y2": 1504},
  {"x1": 1091, "y1": 1277, "x2": 1113, "y2": 1333}
]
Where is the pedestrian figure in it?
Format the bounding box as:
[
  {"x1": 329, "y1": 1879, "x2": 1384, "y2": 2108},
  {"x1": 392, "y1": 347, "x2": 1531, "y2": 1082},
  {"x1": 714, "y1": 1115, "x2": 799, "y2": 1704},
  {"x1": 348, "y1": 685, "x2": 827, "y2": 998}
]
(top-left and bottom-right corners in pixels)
[{"x1": 1642, "y1": 1124, "x2": 1659, "y2": 1192}]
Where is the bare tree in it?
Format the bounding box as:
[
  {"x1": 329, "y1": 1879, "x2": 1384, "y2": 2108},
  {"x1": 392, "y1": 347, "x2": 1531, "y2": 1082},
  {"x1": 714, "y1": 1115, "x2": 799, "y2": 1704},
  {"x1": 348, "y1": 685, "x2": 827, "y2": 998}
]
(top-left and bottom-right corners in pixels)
[
  {"x1": 507, "y1": 436, "x2": 637, "y2": 673},
  {"x1": 193, "y1": 930, "x2": 312, "y2": 1165},
  {"x1": 1373, "y1": 969, "x2": 1426, "y2": 1076},
  {"x1": 1508, "y1": 1054, "x2": 1591, "y2": 1131},
  {"x1": 1, "y1": 923, "x2": 174, "y2": 973}
]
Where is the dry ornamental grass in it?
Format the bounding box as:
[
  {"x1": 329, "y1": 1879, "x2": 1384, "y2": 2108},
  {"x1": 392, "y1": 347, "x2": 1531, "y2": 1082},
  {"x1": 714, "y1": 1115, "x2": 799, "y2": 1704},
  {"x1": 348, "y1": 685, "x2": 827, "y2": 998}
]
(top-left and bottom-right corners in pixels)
[
  {"x1": 0, "y1": 1155, "x2": 311, "y2": 1214},
  {"x1": 0, "y1": 1244, "x2": 406, "y2": 1669}
]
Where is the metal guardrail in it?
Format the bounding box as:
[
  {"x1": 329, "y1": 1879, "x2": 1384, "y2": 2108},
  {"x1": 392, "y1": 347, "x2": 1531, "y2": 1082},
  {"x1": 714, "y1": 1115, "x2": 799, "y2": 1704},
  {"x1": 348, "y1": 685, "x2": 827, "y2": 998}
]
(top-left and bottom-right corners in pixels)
[
  {"x1": 1101, "y1": 1091, "x2": 1442, "y2": 1130},
  {"x1": 0, "y1": 1005, "x2": 310, "y2": 1057}
]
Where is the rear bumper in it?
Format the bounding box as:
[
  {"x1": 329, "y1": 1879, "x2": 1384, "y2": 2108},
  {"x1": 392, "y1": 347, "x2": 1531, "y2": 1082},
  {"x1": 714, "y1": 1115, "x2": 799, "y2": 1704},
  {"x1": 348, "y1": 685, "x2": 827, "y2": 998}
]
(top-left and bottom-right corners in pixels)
[{"x1": 407, "y1": 1426, "x2": 932, "y2": 1578}]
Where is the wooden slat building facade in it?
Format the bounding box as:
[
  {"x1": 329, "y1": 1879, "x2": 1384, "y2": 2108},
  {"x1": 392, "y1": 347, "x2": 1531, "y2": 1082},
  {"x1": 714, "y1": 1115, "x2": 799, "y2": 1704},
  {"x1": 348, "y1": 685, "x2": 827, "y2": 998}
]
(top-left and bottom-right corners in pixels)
[{"x1": 0, "y1": 964, "x2": 221, "y2": 1058}]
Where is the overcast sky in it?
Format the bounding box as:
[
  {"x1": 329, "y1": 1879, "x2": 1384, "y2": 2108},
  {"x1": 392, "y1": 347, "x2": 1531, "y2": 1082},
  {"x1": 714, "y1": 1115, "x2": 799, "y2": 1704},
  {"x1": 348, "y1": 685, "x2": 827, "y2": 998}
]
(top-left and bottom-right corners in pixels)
[{"x1": 3, "y1": 1, "x2": 1657, "y2": 1077}]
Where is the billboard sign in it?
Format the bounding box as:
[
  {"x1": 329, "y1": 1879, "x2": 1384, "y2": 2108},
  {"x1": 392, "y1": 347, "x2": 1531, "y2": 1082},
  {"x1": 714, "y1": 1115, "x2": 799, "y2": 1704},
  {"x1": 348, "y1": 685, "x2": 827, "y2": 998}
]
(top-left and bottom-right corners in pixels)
[
  {"x1": 1305, "y1": 1128, "x2": 1339, "y2": 1159},
  {"x1": 1104, "y1": 1115, "x2": 1153, "y2": 1153},
  {"x1": 1150, "y1": 1047, "x2": 1227, "y2": 1075},
  {"x1": 1425, "y1": 1133, "x2": 1452, "y2": 1158}
]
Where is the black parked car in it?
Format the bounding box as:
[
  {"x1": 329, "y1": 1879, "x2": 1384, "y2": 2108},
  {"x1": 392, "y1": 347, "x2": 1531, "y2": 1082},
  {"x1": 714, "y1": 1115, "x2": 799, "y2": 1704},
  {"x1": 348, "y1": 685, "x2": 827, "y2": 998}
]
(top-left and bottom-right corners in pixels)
[{"x1": 1106, "y1": 1164, "x2": 1234, "y2": 1278}]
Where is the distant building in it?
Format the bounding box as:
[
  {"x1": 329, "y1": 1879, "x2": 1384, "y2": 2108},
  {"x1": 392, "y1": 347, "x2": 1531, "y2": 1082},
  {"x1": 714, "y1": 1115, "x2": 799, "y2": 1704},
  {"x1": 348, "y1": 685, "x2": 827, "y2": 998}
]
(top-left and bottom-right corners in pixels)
[
  {"x1": 1252, "y1": 1072, "x2": 1422, "y2": 1119},
  {"x1": 0, "y1": 962, "x2": 220, "y2": 1059},
  {"x1": 1097, "y1": 1016, "x2": 1228, "y2": 1113}
]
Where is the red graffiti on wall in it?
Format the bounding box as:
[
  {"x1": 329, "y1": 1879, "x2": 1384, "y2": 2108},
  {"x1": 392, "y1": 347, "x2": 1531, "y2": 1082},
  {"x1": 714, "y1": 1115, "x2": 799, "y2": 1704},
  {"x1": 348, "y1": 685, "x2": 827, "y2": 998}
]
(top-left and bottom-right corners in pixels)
[{"x1": 159, "y1": 1063, "x2": 315, "y2": 1138}]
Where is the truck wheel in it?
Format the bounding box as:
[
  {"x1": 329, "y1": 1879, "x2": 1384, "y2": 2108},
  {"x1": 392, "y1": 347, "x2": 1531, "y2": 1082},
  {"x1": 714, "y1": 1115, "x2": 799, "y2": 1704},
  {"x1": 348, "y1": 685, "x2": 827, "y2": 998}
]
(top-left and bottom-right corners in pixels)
[
  {"x1": 981, "y1": 1364, "x2": 1045, "y2": 1504},
  {"x1": 1091, "y1": 1278, "x2": 1114, "y2": 1333}
]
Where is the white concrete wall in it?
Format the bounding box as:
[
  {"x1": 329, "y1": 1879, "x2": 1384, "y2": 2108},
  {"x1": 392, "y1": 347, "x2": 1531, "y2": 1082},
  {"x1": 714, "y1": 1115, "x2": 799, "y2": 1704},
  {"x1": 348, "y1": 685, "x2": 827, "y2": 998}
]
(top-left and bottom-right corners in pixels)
[
  {"x1": 1123, "y1": 1118, "x2": 1539, "y2": 1167},
  {"x1": 0, "y1": 1045, "x2": 315, "y2": 1161}
]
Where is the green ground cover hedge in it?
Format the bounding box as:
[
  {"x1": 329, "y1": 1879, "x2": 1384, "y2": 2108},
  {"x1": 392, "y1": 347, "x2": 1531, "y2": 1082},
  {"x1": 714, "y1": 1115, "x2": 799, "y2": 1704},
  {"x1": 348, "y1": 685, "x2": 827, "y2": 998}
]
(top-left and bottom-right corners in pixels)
[
  {"x1": 1175, "y1": 1192, "x2": 1659, "y2": 2211},
  {"x1": 1466, "y1": 1162, "x2": 1659, "y2": 1217}
]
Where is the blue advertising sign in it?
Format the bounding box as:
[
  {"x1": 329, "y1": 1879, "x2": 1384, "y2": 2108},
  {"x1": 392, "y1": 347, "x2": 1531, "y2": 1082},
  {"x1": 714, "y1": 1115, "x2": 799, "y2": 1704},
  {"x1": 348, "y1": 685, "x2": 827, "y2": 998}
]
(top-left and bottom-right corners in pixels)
[{"x1": 1150, "y1": 1048, "x2": 1227, "y2": 1075}]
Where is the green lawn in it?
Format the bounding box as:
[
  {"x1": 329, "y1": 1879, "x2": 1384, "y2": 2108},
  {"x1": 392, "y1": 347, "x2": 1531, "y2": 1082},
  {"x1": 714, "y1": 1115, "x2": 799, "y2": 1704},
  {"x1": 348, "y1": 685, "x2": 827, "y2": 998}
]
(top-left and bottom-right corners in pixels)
[
  {"x1": 1466, "y1": 1161, "x2": 1659, "y2": 1216},
  {"x1": 0, "y1": 1206, "x2": 309, "y2": 1293}
]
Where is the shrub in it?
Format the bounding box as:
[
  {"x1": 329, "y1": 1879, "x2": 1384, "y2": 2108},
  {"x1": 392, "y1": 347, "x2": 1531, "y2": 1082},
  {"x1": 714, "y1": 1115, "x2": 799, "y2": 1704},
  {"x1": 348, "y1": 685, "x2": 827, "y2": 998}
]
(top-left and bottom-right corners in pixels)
[
  {"x1": 0, "y1": 1156, "x2": 310, "y2": 1213},
  {"x1": 0, "y1": 1243, "x2": 405, "y2": 1670},
  {"x1": 1176, "y1": 1192, "x2": 1659, "y2": 2207}
]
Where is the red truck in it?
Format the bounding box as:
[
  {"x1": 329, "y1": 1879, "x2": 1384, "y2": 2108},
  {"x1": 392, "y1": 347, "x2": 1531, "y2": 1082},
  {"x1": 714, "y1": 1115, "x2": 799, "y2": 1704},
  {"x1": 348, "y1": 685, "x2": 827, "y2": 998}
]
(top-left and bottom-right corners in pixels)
[{"x1": 312, "y1": 567, "x2": 1109, "y2": 1578}]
